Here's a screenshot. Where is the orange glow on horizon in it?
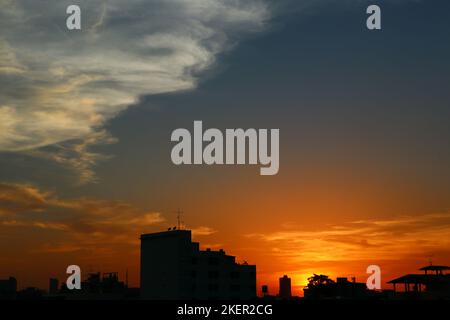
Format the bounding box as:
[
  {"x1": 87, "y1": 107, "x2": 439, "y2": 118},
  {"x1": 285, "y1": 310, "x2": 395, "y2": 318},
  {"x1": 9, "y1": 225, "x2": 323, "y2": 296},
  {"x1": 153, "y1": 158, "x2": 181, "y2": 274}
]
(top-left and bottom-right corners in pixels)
[{"x1": 0, "y1": 182, "x2": 449, "y2": 294}]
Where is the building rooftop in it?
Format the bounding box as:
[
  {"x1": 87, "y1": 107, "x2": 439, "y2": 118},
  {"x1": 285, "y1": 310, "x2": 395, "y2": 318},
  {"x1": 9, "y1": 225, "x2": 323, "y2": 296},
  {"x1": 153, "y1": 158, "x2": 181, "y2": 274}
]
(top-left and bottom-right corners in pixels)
[
  {"x1": 419, "y1": 265, "x2": 450, "y2": 271},
  {"x1": 388, "y1": 273, "x2": 450, "y2": 284},
  {"x1": 388, "y1": 274, "x2": 431, "y2": 284},
  {"x1": 140, "y1": 229, "x2": 191, "y2": 240}
]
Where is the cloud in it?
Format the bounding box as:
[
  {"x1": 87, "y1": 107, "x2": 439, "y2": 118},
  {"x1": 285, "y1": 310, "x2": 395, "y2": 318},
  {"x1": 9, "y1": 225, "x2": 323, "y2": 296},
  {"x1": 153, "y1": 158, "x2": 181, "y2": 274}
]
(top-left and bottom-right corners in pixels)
[
  {"x1": 0, "y1": 0, "x2": 269, "y2": 182},
  {"x1": 242, "y1": 213, "x2": 450, "y2": 289},
  {"x1": 0, "y1": 182, "x2": 217, "y2": 256},
  {"x1": 191, "y1": 226, "x2": 217, "y2": 236},
  {"x1": 24, "y1": 130, "x2": 118, "y2": 184},
  {"x1": 0, "y1": 182, "x2": 165, "y2": 252},
  {"x1": 0, "y1": 183, "x2": 49, "y2": 216},
  {"x1": 246, "y1": 213, "x2": 450, "y2": 263}
]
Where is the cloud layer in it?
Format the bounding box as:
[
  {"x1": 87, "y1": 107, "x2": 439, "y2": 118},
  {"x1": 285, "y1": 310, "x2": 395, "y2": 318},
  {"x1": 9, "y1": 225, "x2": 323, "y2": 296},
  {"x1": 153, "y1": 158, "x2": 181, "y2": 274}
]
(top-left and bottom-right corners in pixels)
[
  {"x1": 0, "y1": 182, "x2": 218, "y2": 254},
  {"x1": 0, "y1": 182, "x2": 166, "y2": 284},
  {"x1": 0, "y1": 0, "x2": 269, "y2": 181},
  {"x1": 0, "y1": 182, "x2": 164, "y2": 239},
  {"x1": 247, "y1": 214, "x2": 450, "y2": 264}
]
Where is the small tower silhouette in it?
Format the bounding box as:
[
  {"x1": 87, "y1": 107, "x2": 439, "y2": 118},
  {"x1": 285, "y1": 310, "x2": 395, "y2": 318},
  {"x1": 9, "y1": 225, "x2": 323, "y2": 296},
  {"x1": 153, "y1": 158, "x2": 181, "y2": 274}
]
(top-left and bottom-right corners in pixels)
[{"x1": 175, "y1": 208, "x2": 184, "y2": 230}]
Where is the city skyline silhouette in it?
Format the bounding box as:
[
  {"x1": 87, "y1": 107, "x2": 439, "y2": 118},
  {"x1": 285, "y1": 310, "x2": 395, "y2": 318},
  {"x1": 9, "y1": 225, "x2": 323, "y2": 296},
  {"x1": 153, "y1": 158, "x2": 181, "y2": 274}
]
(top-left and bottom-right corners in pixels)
[
  {"x1": 1, "y1": 0, "x2": 450, "y2": 304},
  {"x1": 1, "y1": 228, "x2": 449, "y2": 300}
]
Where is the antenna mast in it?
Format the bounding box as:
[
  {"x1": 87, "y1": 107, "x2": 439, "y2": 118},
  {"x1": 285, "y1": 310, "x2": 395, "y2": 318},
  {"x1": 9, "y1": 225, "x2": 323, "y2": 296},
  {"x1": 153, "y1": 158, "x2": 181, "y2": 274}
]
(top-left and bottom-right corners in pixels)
[
  {"x1": 427, "y1": 254, "x2": 434, "y2": 266},
  {"x1": 176, "y1": 208, "x2": 184, "y2": 230}
]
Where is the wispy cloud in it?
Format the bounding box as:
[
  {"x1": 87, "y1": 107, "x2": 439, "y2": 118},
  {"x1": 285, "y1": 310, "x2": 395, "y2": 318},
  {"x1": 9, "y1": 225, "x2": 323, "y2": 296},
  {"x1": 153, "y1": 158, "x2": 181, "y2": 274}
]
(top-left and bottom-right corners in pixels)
[
  {"x1": 24, "y1": 130, "x2": 118, "y2": 184},
  {"x1": 0, "y1": 182, "x2": 165, "y2": 253},
  {"x1": 246, "y1": 213, "x2": 450, "y2": 263},
  {"x1": 0, "y1": 0, "x2": 270, "y2": 182},
  {"x1": 0, "y1": 182, "x2": 219, "y2": 257},
  {"x1": 191, "y1": 226, "x2": 217, "y2": 236}
]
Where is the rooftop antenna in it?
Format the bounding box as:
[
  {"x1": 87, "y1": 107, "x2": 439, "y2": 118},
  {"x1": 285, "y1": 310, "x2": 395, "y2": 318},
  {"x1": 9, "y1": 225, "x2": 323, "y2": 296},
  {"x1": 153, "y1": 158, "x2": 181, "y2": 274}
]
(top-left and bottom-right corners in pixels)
[
  {"x1": 175, "y1": 208, "x2": 184, "y2": 230},
  {"x1": 427, "y1": 254, "x2": 434, "y2": 266}
]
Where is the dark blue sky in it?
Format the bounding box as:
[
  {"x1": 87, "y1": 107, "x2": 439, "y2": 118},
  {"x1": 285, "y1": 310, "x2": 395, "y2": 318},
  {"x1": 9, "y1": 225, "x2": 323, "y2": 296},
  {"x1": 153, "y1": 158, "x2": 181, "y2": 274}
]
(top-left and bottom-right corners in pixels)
[
  {"x1": 2, "y1": 0, "x2": 450, "y2": 214},
  {"x1": 62, "y1": 0, "x2": 449, "y2": 210}
]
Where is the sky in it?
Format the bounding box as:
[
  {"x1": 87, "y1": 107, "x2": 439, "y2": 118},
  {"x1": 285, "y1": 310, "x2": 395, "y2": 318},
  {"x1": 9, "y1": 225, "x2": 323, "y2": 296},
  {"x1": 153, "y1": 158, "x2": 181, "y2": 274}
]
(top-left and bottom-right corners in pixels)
[{"x1": 1, "y1": 0, "x2": 450, "y2": 296}]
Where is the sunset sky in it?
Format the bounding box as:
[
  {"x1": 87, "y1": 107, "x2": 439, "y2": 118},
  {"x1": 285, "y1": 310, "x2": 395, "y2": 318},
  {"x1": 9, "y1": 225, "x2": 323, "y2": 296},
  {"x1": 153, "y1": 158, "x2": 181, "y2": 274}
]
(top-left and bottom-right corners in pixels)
[{"x1": 1, "y1": 0, "x2": 450, "y2": 296}]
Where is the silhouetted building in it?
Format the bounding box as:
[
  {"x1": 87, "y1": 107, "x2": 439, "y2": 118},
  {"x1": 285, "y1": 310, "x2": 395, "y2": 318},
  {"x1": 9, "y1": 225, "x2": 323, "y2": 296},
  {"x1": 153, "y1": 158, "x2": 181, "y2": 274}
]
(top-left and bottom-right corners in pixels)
[
  {"x1": 56, "y1": 271, "x2": 130, "y2": 299},
  {"x1": 83, "y1": 272, "x2": 101, "y2": 293},
  {"x1": 101, "y1": 272, "x2": 126, "y2": 294},
  {"x1": 49, "y1": 278, "x2": 59, "y2": 295},
  {"x1": 80, "y1": 271, "x2": 126, "y2": 294},
  {"x1": 0, "y1": 277, "x2": 17, "y2": 300},
  {"x1": 279, "y1": 275, "x2": 292, "y2": 299},
  {"x1": 335, "y1": 277, "x2": 368, "y2": 299},
  {"x1": 388, "y1": 265, "x2": 450, "y2": 299},
  {"x1": 140, "y1": 229, "x2": 256, "y2": 299},
  {"x1": 262, "y1": 285, "x2": 269, "y2": 297},
  {"x1": 303, "y1": 274, "x2": 370, "y2": 299}
]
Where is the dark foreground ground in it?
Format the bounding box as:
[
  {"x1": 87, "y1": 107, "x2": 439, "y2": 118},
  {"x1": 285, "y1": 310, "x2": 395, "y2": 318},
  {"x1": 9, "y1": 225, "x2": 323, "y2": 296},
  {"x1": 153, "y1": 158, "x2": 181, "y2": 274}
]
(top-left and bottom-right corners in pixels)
[{"x1": 2, "y1": 299, "x2": 448, "y2": 319}]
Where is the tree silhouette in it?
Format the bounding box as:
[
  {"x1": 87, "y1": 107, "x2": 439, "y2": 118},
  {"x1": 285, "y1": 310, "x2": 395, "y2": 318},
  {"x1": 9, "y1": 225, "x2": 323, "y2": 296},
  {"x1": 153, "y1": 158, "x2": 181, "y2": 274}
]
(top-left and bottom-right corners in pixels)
[{"x1": 307, "y1": 274, "x2": 335, "y2": 288}]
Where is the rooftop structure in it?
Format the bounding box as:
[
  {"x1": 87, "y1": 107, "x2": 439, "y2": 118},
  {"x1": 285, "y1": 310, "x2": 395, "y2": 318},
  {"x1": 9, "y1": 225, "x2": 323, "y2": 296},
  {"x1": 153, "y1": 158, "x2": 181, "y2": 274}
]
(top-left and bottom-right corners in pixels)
[
  {"x1": 140, "y1": 229, "x2": 256, "y2": 300},
  {"x1": 388, "y1": 264, "x2": 450, "y2": 299}
]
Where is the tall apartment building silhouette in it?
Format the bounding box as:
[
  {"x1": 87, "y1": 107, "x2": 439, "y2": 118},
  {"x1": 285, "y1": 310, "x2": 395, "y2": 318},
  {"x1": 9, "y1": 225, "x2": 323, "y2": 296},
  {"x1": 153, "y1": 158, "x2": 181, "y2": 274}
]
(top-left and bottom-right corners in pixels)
[
  {"x1": 140, "y1": 229, "x2": 256, "y2": 299},
  {"x1": 279, "y1": 275, "x2": 292, "y2": 299}
]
